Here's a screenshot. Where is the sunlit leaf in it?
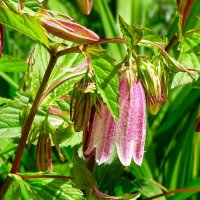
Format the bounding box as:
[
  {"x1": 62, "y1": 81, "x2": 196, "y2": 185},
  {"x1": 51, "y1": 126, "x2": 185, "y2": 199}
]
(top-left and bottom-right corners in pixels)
[
  {"x1": 0, "y1": 5, "x2": 49, "y2": 48},
  {"x1": 172, "y1": 32, "x2": 200, "y2": 87},
  {"x1": 27, "y1": 175, "x2": 86, "y2": 200},
  {"x1": 91, "y1": 56, "x2": 119, "y2": 120},
  {"x1": 0, "y1": 55, "x2": 27, "y2": 72}
]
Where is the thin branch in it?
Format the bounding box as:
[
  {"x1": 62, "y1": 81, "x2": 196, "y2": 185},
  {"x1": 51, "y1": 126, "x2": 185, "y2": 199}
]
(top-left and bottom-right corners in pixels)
[
  {"x1": 41, "y1": 70, "x2": 87, "y2": 101},
  {"x1": 10, "y1": 54, "x2": 58, "y2": 174},
  {"x1": 182, "y1": 0, "x2": 194, "y2": 28},
  {"x1": 165, "y1": 0, "x2": 195, "y2": 52},
  {"x1": 143, "y1": 187, "x2": 200, "y2": 200},
  {"x1": 57, "y1": 37, "x2": 126, "y2": 57},
  {"x1": 19, "y1": 174, "x2": 74, "y2": 180}
]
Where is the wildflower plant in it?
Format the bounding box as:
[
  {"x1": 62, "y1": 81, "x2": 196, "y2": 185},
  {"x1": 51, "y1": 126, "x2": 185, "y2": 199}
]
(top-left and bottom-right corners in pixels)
[{"x1": 0, "y1": 0, "x2": 199, "y2": 199}]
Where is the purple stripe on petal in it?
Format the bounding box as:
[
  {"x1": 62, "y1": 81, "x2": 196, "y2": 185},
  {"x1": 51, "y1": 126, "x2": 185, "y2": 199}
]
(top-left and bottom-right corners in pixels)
[
  {"x1": 85, "y1": 103, "x2": 115, "y2": 164},
  {"x1": 96, "y1": 105, "x2": 115, "y2": 164},
  {"x1": 115, "y1": 76, "x2": 135, "y2": 166},
  {"x1": 131, "y1": 82, "x2": 146, "y2": 166}
]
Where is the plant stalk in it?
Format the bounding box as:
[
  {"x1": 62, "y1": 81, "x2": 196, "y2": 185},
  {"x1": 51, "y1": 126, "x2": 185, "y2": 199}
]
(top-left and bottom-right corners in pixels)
[
  {"x1": 0, "y1": 53, "x2": 58, "y2": 199},
  {"x1": 143, "y1": 187, "x2": 200, "y2": 200}
]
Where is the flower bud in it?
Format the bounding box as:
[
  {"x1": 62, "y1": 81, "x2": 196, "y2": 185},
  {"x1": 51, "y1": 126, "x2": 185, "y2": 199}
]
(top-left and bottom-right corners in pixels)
[
  {"x1": 73, "y1": 93, "x2": 92, "y2": 132},
  {"x1": 77, "y1": 0, "x2": 93, "y2": 15},
  {"x1": 82, "y1": 105, "x2": 96, "y2": 158},
  {"x1": 139, "y1": 61, "x2": 165, "y2": 115},
  {"x1": 36, "y1": 132, "x2": 52, "y2": 172},
  {"x1": 39, "y1": 12, "x2": 99, "y2": 43}
]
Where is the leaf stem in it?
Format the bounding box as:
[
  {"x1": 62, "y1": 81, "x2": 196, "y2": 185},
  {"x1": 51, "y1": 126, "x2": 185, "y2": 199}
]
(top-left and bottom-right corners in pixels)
[
  {"x1": 143, "y1": 187, "x2": 200, "y2": 200},
  {"x1": 18, "y1": 174, "x2": 74, "y2": 180},
  {"x1": 165, "y1": 0, "x2": 194, "y2": 51},
  {"x1": 10, "y1": 53, "x2": 58, "y2": 174},
  {"x1": 57, "y1": 37, "x2": 126, "y2": 57},
  {"x1": 0, "y1": 52, "x2": 58, "y2": 199}
]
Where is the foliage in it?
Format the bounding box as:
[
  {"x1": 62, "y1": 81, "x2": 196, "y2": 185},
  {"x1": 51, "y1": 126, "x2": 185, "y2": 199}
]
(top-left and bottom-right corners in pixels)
[{"x1": 0, "y1": 0, "x2": 199, "y2": 200}]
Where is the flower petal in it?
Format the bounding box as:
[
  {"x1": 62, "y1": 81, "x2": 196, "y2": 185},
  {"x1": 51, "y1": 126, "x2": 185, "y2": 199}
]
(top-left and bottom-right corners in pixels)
[
  {"x1": 85, "y1": 103, "x2": 115, "y2": 164},
  {"x1": 116, "y1": 77, "x2": 146, "y2": 166},
  {"x1": 131, "y1": 82, "x2": 146, "y2": 165},
  {"x1": 115, "y1": 76, "x2": 135, "y2": 166}
]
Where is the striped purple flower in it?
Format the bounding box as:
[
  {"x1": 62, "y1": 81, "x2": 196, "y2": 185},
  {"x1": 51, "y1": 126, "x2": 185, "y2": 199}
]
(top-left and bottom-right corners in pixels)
[
  {"x1": 84, "y1": 75, "x2": 146, "y2": 166},
  {"x1": 115, "y1": 76, "x2": 146, "y2": 166}
]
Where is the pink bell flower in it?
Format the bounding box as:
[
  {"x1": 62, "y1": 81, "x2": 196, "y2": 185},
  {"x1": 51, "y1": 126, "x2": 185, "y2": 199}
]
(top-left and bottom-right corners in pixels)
[{"x1": 85, "y1": 75, "x2": 146, "y2": 166}]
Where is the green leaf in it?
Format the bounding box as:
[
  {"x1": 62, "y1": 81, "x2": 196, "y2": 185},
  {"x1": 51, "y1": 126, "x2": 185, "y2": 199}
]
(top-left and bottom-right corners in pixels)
[
  {"x1": 119, "y1": 16, "x2": 142, "y2": 48},
  {"x1": 0, "y1": 55, "x2": 27, "y2": 72},
  {"x1": 4, "y1": 174, "x2": 40, "y2": 200},
  {"x1": 27, "y1": 175, "x2": 86, "y2": 200},
  {"x1": 91, "y1": 56, "x2": 119, "y2": 120},
  {"x1": 0, "y1": 92, "x2": 65, "y2": 139},
  {"x1": 135, "y1": 179, "x2": 166, "y2": 200},
  {"x1": 73, "y1": 151, "x2": 96, "y2": 190},
  {"x1": 119, "y1": 16, "x2": 167, "y2": 49},
  {"x1": 172, "y1": 32, "x2": 200, "y2": 87},
  {"x1": 29, "y1": 45, "x2": 50, "y2": 97},
  {"x1": 30, "y1": 45, "x2": 87, "y2": 105},
  {"x1": 0, "y1": 5, "x2": 49, "y2": 48}
]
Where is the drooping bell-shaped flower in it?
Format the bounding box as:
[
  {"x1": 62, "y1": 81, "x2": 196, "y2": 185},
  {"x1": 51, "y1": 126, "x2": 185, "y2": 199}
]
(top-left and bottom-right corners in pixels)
[
  {"x1": 85, "y1": 102, "x2": 116, "y2": 164},
  {"x1": 84, "y1": 75, "x2": 146, "y2": 166},
  {"x1": 115, "y1": 76, "x2": 146, "y2": 166}
]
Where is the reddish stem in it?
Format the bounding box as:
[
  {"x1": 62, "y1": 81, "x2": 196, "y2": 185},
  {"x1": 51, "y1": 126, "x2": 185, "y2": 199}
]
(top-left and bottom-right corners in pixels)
[
  {"x1": 143, "y1": 187, "x2": 200, "y2": 200},
  {"x1": 19, "y1": 174, "x2": 74, "y2": 180},
  {"x1": 10, "y1": 54, "x2": 58, "y2": 174},
  {"x1": 57, "y1": 37, "x2": 126, "y2": 57},
  {"x1": 182, "y1": 0, "x2": 194, "y2": 29}
]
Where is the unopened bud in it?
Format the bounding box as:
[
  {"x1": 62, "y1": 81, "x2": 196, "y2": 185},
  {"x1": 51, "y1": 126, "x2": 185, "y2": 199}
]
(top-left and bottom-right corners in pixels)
[
  {"x1": 36, "y1": 132, "x2": 52, "y2": 172},
  {"x1": 73, "y1": 93, "x2": 92, "y2": 132},
  {"x1": 77, "y1": 0, "x2": 93, "y2": 15},
  {"x1": 139, "y1": 61, "x2": 167, "y2": 115},
  {"x1": 39, "y1": 12, "x2": 99, "y2": 43}
]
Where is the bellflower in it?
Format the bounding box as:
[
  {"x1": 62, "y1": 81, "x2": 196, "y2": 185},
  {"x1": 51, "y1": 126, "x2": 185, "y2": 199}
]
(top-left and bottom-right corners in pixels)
[{"x1": 85, "y1": 75, "x2": 146, "y2": 166}]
